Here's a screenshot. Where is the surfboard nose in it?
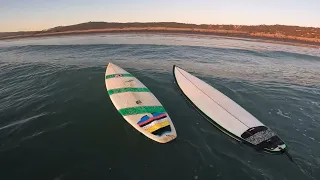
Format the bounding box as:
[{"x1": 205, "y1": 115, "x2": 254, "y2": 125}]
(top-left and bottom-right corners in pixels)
[
  {"x1": 107, "y1": 62, "x2": 117, "y2": 71},
  {"x1": 107, "y1": 62, "x2": 114, "y2": 67}
]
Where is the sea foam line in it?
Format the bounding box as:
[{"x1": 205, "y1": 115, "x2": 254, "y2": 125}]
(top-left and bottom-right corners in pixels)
[{"x1": 0, "y1": 113, "x2": 47, "y2": 131}]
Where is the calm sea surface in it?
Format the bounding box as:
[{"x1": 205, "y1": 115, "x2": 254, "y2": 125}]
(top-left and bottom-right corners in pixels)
[{"x1": 0, "y1": 34, "x2": 320, "y2": 180}]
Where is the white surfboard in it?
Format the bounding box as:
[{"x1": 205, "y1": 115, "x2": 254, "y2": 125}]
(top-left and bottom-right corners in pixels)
[
  {"x1": 105, "y1": 63, "x2": 177, "y2": 143},
  {"x1": 173, "y1": 65, "x2": 286, "y2": 153}
]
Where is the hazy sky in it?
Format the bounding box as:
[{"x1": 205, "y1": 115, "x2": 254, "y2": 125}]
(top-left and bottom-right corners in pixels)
[{"x1": 1, "y1": 0, "x2": 319, "y2": 32}]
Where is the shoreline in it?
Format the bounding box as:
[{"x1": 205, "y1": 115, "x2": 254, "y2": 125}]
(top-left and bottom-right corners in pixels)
[{"x1": 1, "y1": 27, "x2": 320, "y2": 48}]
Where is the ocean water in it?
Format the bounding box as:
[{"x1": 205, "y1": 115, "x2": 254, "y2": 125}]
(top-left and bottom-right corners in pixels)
[{"x1": 0, "y1": 33, "x2": 320, "y2": 180}]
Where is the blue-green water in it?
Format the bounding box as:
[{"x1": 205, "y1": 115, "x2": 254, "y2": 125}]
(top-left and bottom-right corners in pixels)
[{"x1": 0, "y1": 34, "x2": 320, "y2": 180}]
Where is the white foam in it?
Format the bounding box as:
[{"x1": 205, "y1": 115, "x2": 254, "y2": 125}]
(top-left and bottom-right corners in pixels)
[{"x1": 0, "y1": 113, "x2": 47, "y2": 131}]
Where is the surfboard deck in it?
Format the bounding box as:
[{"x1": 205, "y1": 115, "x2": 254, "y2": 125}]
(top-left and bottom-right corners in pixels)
[
  {"x1": 173, "y1": 65, "x2": 286, "y2": 153},
  {"x1": 105, "y1": 63, "x2": 177, "y2": 143}
]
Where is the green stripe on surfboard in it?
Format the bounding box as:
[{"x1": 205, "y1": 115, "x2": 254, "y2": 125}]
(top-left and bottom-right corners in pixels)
[
  {"x1": 119, "y1": 106, "x2": 166, "y2": 116},
  {"x1": 108, "y1": 87, "x2": 150, "y2": 95},
  {"x1": 105, "y1": 74, "x2": 133, "y2": 79}
]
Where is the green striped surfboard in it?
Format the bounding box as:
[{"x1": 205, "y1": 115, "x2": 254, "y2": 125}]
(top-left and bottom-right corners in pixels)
[{"x1": 105, "y1": 63, "x2": 177, "y2": 143}]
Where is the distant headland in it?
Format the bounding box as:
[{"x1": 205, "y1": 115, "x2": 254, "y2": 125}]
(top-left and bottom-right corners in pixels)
[{"x1": 0, "y1": 22, "x2": 319, "y2": 47}]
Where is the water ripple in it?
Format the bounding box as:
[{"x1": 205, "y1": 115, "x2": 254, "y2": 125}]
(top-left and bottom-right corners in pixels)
[{"x1": 0, "y1": 113, "x2": 47, "y2": 131}]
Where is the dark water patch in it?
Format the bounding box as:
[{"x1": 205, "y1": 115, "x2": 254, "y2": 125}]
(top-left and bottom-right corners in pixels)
[{"x1": 270, "y1": 51, "x2": 320, "y2": 62}]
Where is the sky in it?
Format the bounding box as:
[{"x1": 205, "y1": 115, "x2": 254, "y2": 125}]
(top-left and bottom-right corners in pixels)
[{"x1": 1, "y1": 0, "x2": 319, "y2": 32}]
